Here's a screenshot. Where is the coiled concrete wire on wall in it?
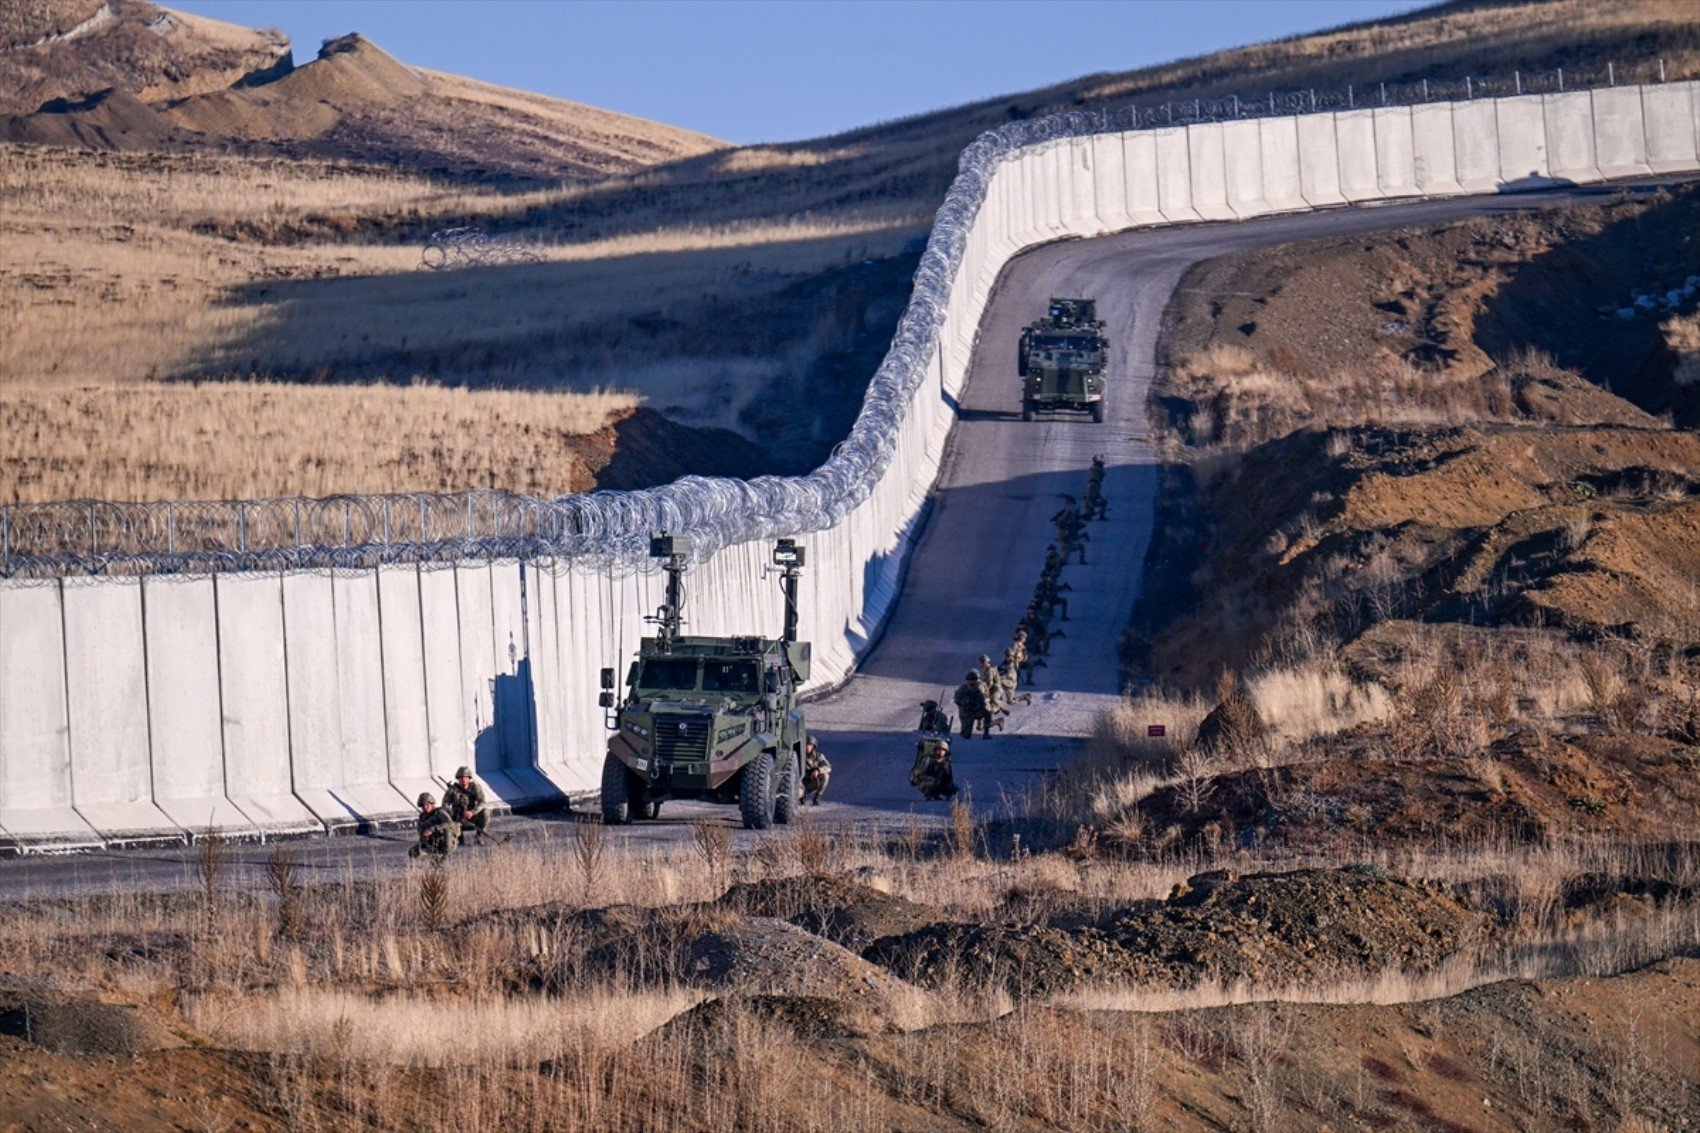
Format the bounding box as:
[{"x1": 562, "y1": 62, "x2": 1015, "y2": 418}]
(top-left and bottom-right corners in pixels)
[{"x1": 1, "y1": 75, "x2": 1696, "y2": 850}]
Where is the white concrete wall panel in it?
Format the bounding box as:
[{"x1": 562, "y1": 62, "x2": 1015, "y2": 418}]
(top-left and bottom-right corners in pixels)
[
  {"x1": 0, "y1": 584, "x2": 98, "y2": 849},
  {"x1": 1257, "y1": 116, "x2": 1306, "y2": 212},
  {"x1": 454, "y1": 563, "x2": 505, "y2": 789},
  {"x1": 1295, "y1": 113, "x2": 1345, "y2": 205},
  {"x1": 488, "y1": 560, "x2": 552, "y2": 802},
  {"x1": 62, "y1": 578, "x2": 173, "y2": 839},
  {"x1": 416, "y1": 565, "x2": 469, "y2": 789},
  {"x1": 1334, "y1": 111, "x2": 1384, "y2": 201},
  {"x1": 1066, "y1": 136, "x2": 1098, "y2": 232},
  {"x1": 330, "y1": 572, "x2": 403, "y2": 818},
  {"x1": 1186, "y1": 123, "x2": 1234, "y2": 220},
  {"x1": 1544, "y1": 92, "x2": 1599, "y2": 182},
  {"x1": 1410, "y1": 103, "x2": 1462, "y2": 195},
  {"x1": 1121, "y1": 131, "x2": 1165, "y2": 225},
  {"x1": 1495, "y1": 96, "x2": 1549, "y2": 183},
  {"x1": 1590, "y1": 88, "x2": 1649, "y2": 178},
  {"x1": 1221, "y1": 120, "x2": 1270, "y2": 217},
  {"x1": 1089, "y1": 132, "x2": 1133, "y2": 230},
  {"x1": 1642, "y1": 82, "x2": 1699, "y2": 173},
  {"x1": 215, "y1": 574, "x2": 318, "y2": 833},
  {"x1": 142, "y1": 576, "x2": 249, "y2": 833},
  {"x1": 1373, "y1": 107, "x2": 1419, "y2": 198},
  {"x1": 376, "y1": 564, "x2": 434, "y2": 804},
  {"x1": 1451, "y1": 99, "x2": 1501, "y2": 192},
  {"x1": 1153, "y1": 127, "x2": 1198, "y2": 222}
]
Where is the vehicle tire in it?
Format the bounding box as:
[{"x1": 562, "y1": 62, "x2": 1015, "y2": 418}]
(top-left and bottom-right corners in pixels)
[
  {"x1": 739, "y1": 750, "x2": 777, "y2": 830},
  {"x1": 773, "y1": 750, "x2": 800, "y2": 826},
  {"x1": 600, "y1": 753, "x2": 631, "y2": 825},
  {"x1": 1021, "y1": 399, "x2": 1035, "y2": 423},
  {"x1": 1090, "y1": 400, "x2": 1106, "y2": 423}
]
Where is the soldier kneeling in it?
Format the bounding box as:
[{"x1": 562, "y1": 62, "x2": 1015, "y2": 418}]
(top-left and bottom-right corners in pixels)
[
  {"x1": 443, "y1": 765, "x2": 491, "y2": 845},
  {"x1": 410, "y1": 792, "x2": 458, "y2": 859},
  {"x1": 801, "y1": 737, "x2": 831, "y2": 806},
  {"x1": 909, "y1": 737, "x2": 959, "y2": 801}
]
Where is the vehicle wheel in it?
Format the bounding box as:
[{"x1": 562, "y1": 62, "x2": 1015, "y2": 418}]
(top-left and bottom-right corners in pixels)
[
  {"x1": 739, "y1": 750, "x2": 777, "y2": 830},
  {"x1": 600, "y1": 753, "x2": 631, "y2": 825},
  {"x1": 1021, "y1": 399, "x2": 1035, "y2": 423},
  {"x1": 1090, "y1": 400, "x2": 1106, "y2": 423},
  {"x1": 773, "y1": 750, "x2": 800, "y2": 826}
]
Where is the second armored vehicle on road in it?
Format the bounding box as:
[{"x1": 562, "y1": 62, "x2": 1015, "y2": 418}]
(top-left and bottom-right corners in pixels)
[
  {"x1": 599, "y1": 534, "x2": 811, "y2": 830},
  {"x1": 1018, "y1": 297, "x2": 1109, "y2": 422}
]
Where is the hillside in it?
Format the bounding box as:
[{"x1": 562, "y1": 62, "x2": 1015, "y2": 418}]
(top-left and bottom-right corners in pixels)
[
  {"x1": 0, "y1": 4, "x2": 725, "y2": 180},
  {"x1": 4, "y1": 0, "x2": 1699, "y2": 505}
]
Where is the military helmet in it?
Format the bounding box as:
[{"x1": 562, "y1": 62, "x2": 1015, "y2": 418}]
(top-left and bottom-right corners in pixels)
[
  {"x1": 965, "y1": 670, "x2": 979, "y2": 682},
  {"x1": 920, "y1": 699, "x2": 938, "y2": 711},
  {"x1": 1014, "y1": 628, "x2": 1028, "y2": 639},
  {"x1": 978, "y1": 653, "x2": 992, "y2": 665},
  {"x1": 454, "y1": 765, "x2": 472, "y2": 780},
  {"x1": 417, "y1": 792, "x2": 436, "y2": 807}
]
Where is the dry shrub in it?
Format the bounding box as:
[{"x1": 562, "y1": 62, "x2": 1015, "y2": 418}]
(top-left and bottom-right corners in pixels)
[{"x1": 1246, "y1": 660, "x2": 1392, "y2": 746}]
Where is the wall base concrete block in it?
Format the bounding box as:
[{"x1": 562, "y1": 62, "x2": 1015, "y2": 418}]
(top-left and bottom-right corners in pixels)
[
  {"x1": 73, "y1": 802, "x2": 184, "y2": 848},
  {"x1": 224, "y1": 793, "x2": 321, "y2": 837},
  {"x1": 154, "y1": 797, "x2": 254, "y2": 837},
  {"x1": 0, "y1": 810, "x2": 103, "y2": 855},
  {"x1": 296, "y1": 783, "x2": 413, "y2": 831}
]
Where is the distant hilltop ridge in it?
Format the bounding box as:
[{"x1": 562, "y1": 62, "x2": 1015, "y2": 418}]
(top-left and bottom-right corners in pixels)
[{"x1": 0, "y1": 1, "x2": 725, "y2": 180}]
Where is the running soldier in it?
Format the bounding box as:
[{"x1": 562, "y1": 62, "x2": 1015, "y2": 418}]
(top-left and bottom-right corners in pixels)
[
  {"x1": 999, "y1": 652, "x2": 1031, "y2": 706},
  {"x1": 1034, "y1": 574, "x2": 1071, "y2": 621},
  {"x1": 1042, "y1": 544, "x2": 1063, "y2": 580},
  {"x1": 978, "y1": 654, "x2": 1009, "y2": 723},
  {"x1": 953, "y1": 670, "x2": 995, "y2": 738},
  {"x1": 1084, "y1": 478, "x2": 1108, "y2": 521},
  {"x1": 800, "y1": 737, "x2": 831, "y2": 806},
  {"x1": 442, "y1": 766, "x2": 490, "y2": 845},
  {"x1": 410, "y1": 792, "x2": 457, "y2": 859}
]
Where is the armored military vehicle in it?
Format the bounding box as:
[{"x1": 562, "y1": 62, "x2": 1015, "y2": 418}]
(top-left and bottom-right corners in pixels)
[
  {"x1": 1017, "y1": 297, "x2": 1108, "y2": 422},
  {"x1": 598, "y1": 534, "x2": 811, "y2": 830}
]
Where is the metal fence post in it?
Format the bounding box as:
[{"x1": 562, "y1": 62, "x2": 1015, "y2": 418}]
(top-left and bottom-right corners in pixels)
[
  {"x1": 1348, "y1": 84, "x2": 1354, "y2": 109},
  {"x1": 1380, "y1": 81, "x2": 1386, "y2": 105},
  {"x1": 1422, "y1": 78, "x2": 1429, "y2": 101},
  {"x1": 1660, "y1": 58, "x2": 1666, "y2": 83},
  {"x1": 295, "y1": 500, "x2": 302, "y2": 546},
  {"x1": 1466, "y1": 76, "x2": 1473, "y2": 100},
  {"x1": 167, "y1": 502, "x2": 175, "y2": 556},
  {"x1": 1557, "y1": 66, "x2": 1564, "y2": 92},
  {"x1": 1515, "y1": 71, "x2": 1521, "y2": 95},
  {"x1": 1608, "y1": 61, "x2": 1615, "y2": 86}
]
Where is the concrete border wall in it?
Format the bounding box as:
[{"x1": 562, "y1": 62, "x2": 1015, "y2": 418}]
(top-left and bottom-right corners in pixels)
[{"x1": 2, "y1": 81, "x2": 1696, "y2": 850}]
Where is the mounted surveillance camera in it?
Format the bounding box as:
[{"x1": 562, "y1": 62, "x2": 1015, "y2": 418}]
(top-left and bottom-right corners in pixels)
[{"x1": 772, "y1": 538, "x2": 805, "y2": 567}]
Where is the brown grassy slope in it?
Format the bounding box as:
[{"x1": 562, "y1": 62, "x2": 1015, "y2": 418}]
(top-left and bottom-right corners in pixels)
[
  {"x1": 3, "y1": 14, "x2": 725, "y2": 181},
  {"x1": 0, "y1": 0, "x2": 290, "y2": 111},
  {"x1": 1132, "y1": 190, "x2": 1700, "y2": 690}
]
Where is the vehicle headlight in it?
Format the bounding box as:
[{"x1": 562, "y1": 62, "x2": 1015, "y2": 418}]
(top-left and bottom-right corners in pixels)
[{"x1": 624, "y1": 718, "x2": 649, "y2": 738}]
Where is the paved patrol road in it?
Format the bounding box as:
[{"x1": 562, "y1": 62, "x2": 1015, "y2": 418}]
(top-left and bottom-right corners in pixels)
[{"x1": 0, "y1": 183, "x2": 1656, "y2": 900}]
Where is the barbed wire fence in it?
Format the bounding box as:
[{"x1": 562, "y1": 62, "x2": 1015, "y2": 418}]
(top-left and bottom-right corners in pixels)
[
  {"x1": 419, "y1": 226, "x2": 545, "y2": 270},
  {"x1": 3, "y1": 59, "x2": 1692, "y2": 580}
]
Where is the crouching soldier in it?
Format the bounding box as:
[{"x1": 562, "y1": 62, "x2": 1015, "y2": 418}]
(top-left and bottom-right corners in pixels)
[
  {"x1": 909, "y1": 736, "x2": 959, "y2": 801},
  {"x1": 918, "y1": 699, "x2": 953, "y2": 735},
  {"x1": 801, "y1": 737, "x2": 831, "y2": 806},
  {"x1": 443, "y1": 765, "x2": 490, "y2": 845},
  {"x1": 410, "y1": 792, "x2": 457, "y2": 859},
  {"x1": 953, "y1": 670, "x2": 996, "y2": 738}
]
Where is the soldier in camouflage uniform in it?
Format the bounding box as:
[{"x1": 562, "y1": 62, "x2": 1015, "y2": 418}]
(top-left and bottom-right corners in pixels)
[
  {"x1": 801, "y1": 737, "x2": 831, "y2": 806},
  {"x1": 1042, "y1": 544, "x2": 1063, "y2": 580},
  {"x1": 410, "y1": 792, "x2": 457, "y2": 859},
  {"x1": 1034, "y1": 574, "x2": 1071, "y2": 622},
  {"x1": 442, "y1": 765, "x2": 490, "y2": 845},
  {"x1": 1084, "y1": 479, "x2": 1108, "y2": 521},
  {"x1": 977, "y1": 654, "x2": 1010, "y2": 723},
  {"x1": 1009, "y1": 630, "x2": 1037, "y2": 685},
  {"x1": 918, "y1": 699, "x2": 952, "y2": 734},
  {"x1": 999, "y1": 652, "x2": 1030, "y2": 706},
  {"x1": 953, "y1": 670, "x2": 995, "y2": 738}
]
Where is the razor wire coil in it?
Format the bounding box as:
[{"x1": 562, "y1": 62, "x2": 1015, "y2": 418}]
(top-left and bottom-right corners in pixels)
[{"x1": 2, "y1": 61, "x2": 1685, "y2": 580}]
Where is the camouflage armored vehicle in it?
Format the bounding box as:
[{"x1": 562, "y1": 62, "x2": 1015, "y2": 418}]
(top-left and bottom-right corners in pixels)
[
  {"x1": 598, "y1": 534, "x2": 811, "y2": 830},
  {"x1": 1017, "y1": 297, "x2": 1108, "y2": 422}
]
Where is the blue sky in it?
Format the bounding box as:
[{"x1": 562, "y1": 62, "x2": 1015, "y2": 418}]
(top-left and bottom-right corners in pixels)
[{"x1": 166, "y1": 0, "x2": 1428, "y2": 144}]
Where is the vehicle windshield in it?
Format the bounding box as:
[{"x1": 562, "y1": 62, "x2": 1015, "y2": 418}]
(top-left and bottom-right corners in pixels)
[
  {"x1": 1034, "y1": 334, "x2": 1098, "y2": 352},
  {"x1": 702, "y1": 659, "x2": 760, "y2": 694},
  {"x1": 637, "y1": 658, "x2": 700, "y2": 690}
]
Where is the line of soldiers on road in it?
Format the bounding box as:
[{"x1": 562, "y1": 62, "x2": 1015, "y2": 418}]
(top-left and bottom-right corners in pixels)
[{"x1": 948, "y1": 455, "x2": 1110, "y2": 742}]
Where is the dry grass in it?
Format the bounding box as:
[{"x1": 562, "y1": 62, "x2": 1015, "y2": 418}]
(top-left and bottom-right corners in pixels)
[{"x1": 0, "y1": 380, "x2": 635, "y2": 502}]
